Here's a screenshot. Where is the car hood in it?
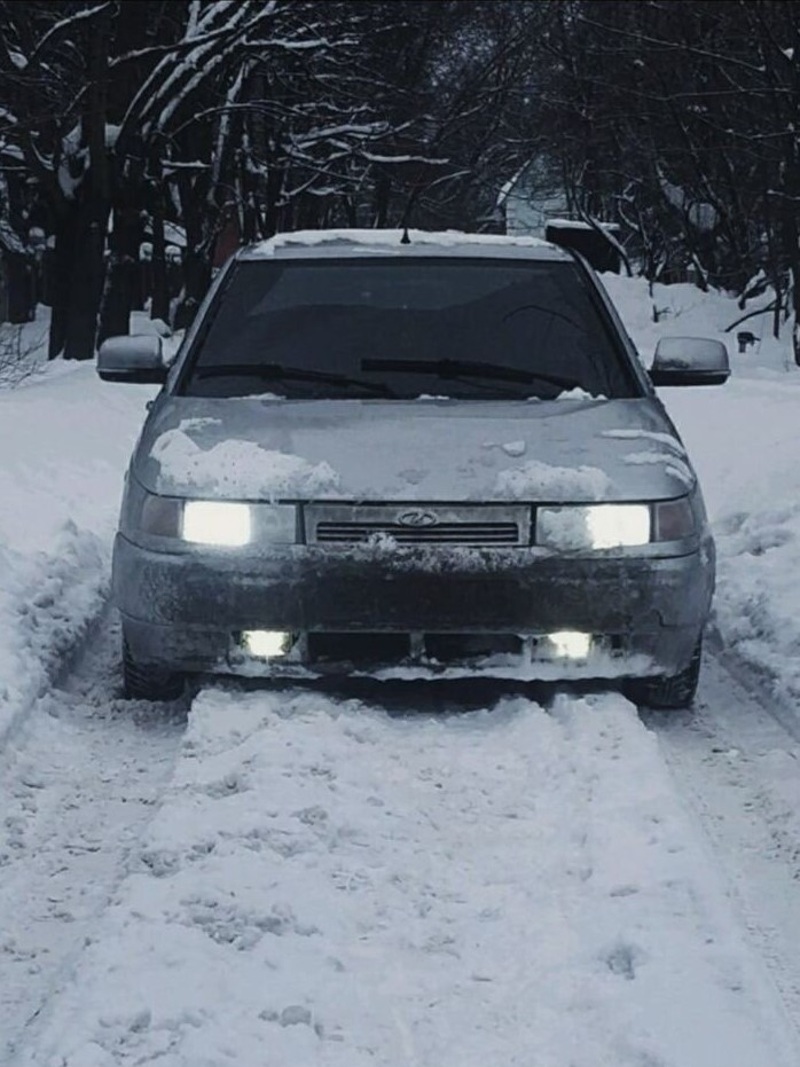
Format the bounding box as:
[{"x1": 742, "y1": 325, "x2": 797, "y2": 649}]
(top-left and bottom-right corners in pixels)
[{"x1": 135, "y1": 396, "x2": 696, "y2": 503}]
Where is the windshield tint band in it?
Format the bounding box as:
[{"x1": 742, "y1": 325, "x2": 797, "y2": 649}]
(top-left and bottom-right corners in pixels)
[{"x1": 179, "y1": 257, "x2": 639, "y2": 400}]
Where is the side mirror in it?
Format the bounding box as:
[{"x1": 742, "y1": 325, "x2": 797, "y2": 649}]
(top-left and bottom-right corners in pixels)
[
  {"x1": 97, "y1": 335, "x2": 167, "y2": 384},
  {"x1": 650, "y1": 337, "x2": 730, "y2": 387}
]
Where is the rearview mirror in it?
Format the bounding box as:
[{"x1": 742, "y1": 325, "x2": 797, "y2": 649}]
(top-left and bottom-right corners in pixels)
[
  {"x1": 650, "y1": 337, "x2": 730, "y2": 387},
  {"x1": 97, "y1": 335, "x2": 167, "y2": 384}
]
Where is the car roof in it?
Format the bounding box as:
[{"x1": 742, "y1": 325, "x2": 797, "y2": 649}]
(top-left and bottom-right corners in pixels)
[{"x1": 238, "y1": 228, "x2": 574, "y2": 263}]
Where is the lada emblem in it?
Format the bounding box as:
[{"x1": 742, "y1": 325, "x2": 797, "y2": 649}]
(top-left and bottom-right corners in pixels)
[{"x1": 397, "y1": 509, "x2": 439, "y2": 528}]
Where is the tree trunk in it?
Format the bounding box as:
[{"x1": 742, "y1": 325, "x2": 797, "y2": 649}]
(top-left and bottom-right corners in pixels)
[
  {"x1": 62, "y1": 3, "x2": 111, "y2": 359},
  {"x1": 791, "y1": 258, "x2": 800, "y2": 366},
  {"x1": 173, "y1": 249, "x2": 211, "y2": 331},
  {"x1": 150, "y1": 199, "x2": 170, "y2": 324},
  {"x1": 778, "y1": 172, "x2": 800, "y2": 363},
  {"x1": 5, "y1": 252, "x2": 35, "y2": 323},
  {"x1": 373, "y1": 172, "x2": 391, "y2": 227},
  {"x1": 47, "y1": 195, "x2": 111, "y2": 360},
  {"x1": 63, "y1": 195, "x2": 110, "y2": 359},
  {"x1": 97, "y1": 204, "x2": 141, "y2": 345},
  {"x1": 263, "y1": 164, "x2": 284, "y2": 238},
  {"x1": 47, "y1": 212, "x2": 74, "y2": 359},
  {"x1": 174, "y1": 174, "x2": 211, "y2": 331}
]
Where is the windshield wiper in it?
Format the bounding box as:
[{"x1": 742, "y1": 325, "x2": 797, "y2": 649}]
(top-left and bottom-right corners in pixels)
[
  {"x1": 361, "y1": 358, "x2": 582, "y2": 392},
  {"x1": 194, "y1": 363, "x2": 395, "y2": 397}
]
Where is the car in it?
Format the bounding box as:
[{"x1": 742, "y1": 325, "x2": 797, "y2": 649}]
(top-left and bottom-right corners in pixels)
[{"x1": 97, "y1": 229, "x2": 729, "y2": 706}]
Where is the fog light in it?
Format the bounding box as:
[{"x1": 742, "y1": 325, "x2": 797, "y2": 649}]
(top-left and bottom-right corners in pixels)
[
  {"x1": 241, "y1": 630, "x2": 291, "y2": 658},
  {"x1": 548, "y1": 631, "x2": 592, "y2": 659}
]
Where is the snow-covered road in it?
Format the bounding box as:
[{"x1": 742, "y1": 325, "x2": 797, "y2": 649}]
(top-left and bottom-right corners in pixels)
[
  {"x1": 652, "y1": 649, "x2": 800, "y2": 1034},
  {"x1": 0, "y1": 615, "x2": 184, "y2": 1063},
  {"x1": 4, "y1": 644, "x2": 800, "y2": 1066}
]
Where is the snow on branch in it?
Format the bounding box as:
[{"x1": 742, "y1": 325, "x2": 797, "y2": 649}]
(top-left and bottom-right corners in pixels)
[
  {"x1": 245, "y1": 35, "x2": 356, "y2": 52},
  {"x1": 27, "y1": 2, "x2": 113, "y2": 67},
  {"x1": 359, "y1": 151, "x2": 451, "y2": 166},
  {"x1": 122, "y1": 1, "x2": 282, "y2": 139},
  {"x1": 290, "y1": 121, "x2": 392, "y2": 147},
  {"x1": 110, "y1": 25, "x2": 256, "y2": 69}
]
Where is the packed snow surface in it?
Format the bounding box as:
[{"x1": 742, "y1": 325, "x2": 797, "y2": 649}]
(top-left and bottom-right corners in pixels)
[
  {"x1": 17, "y1": 690, "x2": 799, "y2": 1067},
  {"x1": 0, "y1": 355, "x2": 157, "y2": 743}
]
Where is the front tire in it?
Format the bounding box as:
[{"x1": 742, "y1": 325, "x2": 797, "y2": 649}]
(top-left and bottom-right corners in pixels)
[
  {"x1": 624, "y1": 638, "x2": 702, "y2": 709},
  {"x1": 122, "y1": 635, "x2": 184, "y2": 701}
]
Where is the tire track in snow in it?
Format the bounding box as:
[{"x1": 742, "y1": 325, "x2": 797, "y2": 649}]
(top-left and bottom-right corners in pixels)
[
  {"x1": 17, "y1": 683, "x2": 800, "y2": 1067},
  {"x1": 648, "y1": 651, "x2": 800, "y2": 1044},
  {"x1": 0, "y1": 615, "x2": 184, "y2": 1063}
]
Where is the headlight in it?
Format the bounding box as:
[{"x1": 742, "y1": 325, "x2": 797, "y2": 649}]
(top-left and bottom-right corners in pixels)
[
  {"x1": 536, "y1": 499, "x2": 695, "y2": 551},
  {"x1": 131, "y1": 485, "x2": 295, "y2": 546},
  {"x1": 183, "y1": 501, "x2": 252, "y2": 546}
]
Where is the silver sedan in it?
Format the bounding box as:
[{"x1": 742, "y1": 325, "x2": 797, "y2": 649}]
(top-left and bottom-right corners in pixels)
[{"x1": 98, "y1": 230, "x2": 729, "y2": 705}]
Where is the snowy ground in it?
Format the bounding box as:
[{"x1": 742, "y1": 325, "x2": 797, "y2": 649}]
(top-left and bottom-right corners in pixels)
[
  {"x1": 602, "y1": 274, "x2": 800, "y2": 704},
  {"x1": 13, "y1": 684, "x2": 800, "y2": 1067},
  {"x1": 2, "y1": 283, "x2": 800, "y2": 1065},
  {"x1": 0, "y1": 360, "x2": 155, "y2": 746}
]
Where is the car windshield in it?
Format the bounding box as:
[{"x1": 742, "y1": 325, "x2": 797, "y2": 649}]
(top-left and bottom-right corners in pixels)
[{"x1": 180, "y1": 257, "x2": 639, "y2": 400}]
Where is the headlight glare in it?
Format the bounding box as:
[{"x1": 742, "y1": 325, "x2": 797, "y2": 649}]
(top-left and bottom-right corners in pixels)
[
  {"x1": 586, "y1": 504, "x2": 651, "y2": 548},
  {"x1": 537, "y1": 504, "x2": 651, "y2": 550},
  {"x1": 182, "y1": 501, "x2": 252, "y2": 546},
  {"x1": 133, "y1": 488, "x2": 295, "y2": 546}
]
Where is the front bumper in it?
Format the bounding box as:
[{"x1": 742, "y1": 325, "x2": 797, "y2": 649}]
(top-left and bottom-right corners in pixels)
[{"x1": 113, "y1": 534, "x2": 714, "y2": 680}]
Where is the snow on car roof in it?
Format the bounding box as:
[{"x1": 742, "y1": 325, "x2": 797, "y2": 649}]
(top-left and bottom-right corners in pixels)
[{"x1": 241, "y1": 228, "x2": 572, "y2": 261}]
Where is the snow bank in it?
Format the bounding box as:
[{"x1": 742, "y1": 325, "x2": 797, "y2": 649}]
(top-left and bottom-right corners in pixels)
[
  {"x1": 600, "y1": 272, "x2": 793, "y2": 376},
  {"x1": 0, "y1": 528, "x2": 106, "y2": 730},
  {"x1": 667, "y1": 378, "x2": 800, "y2": 703},
  {"x1": 602, "y1": 272, "x2": 800, "y2": 705},
  {"x1": 0, "y1": 357, "x2": 156, "y2": 741},
  {"x1": 19, "y1": 690, "x2": 799, "y2": 1067}
]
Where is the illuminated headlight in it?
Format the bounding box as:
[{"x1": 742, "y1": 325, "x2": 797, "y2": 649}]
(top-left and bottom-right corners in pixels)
[
  {"x1": 536, "y1": 499, "x2": 695, "y2": 550},
  {"x1": 182, "y1": 501, "x2": 252, "y2": 546},
  {"x1": 134, "y1": 488, "x2": 296, "y2": 546},
  {"x1": 537, "y1": 504, "x2": 651, "y2": 550}
]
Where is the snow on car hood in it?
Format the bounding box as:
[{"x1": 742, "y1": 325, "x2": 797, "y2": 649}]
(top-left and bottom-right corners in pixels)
[{"x1": 136, "y1": 396, "x2": 695, "y2": 503}]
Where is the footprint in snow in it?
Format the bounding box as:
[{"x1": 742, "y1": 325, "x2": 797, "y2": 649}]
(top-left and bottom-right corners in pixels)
[
  {"x1": 195, "y1": 769, "x2": 250, "y2": 798},
  {"x1": 260, "y1": 1005, "x2": 327, "y2": 1038},
  {"x1": 604, "y1": 939, "x2": 646, "y2": 980}
]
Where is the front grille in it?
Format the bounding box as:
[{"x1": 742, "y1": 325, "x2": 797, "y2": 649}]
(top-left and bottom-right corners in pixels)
[
  {"x1": 315, "y1": 521, "x2": 519, "y2": 545},
  {"x1": 306, "y1": 631, "x2": 524, "y2": 664},
  {"x1": 305, "y1": 504, "x2": 530, "y2": 547}
]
